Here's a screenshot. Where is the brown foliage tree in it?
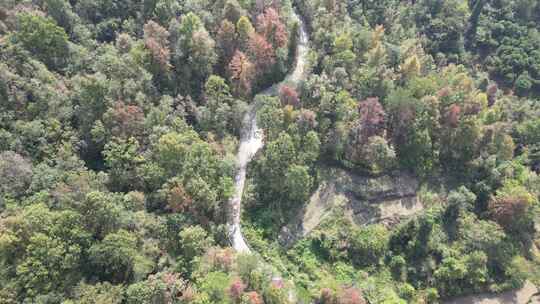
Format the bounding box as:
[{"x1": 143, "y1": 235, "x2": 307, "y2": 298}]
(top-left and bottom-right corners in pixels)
[
  {"x1": 487, "y1": 83, "x2": 498, "y2": 106},
  {"x1": 296, "y1": 109, "x2": 318, "y2": 133},
  {"x1": 166, "y1": 185, "x2": 193, "y2": 213},
  {"x1": 445, "y1": 104, "x2": 461, "y2": 128},
  {"x1": 202, "y1": 247, "x2": 235, "y2": 272},
  {"x1": 248, "y1": 33, "x2": 275, "y2": 71},
  {"x1": 488, "y1": 192, "x2": 532, "y2": 229},
  {"x1": 256, "y1": 7, "x2": 288, "y2": 48},
  {"x1": 103, "y1": 101, "x2": 145, "y2": 139},
  {"x1": 217, "y1": 19, "x2": 237, "y2": 62},
  {"x1": 143, "y1": 20, "x2": 171, "y2": 70},
  {"x1": 228, "y1": 51, "x2": 256, "y2": 97}
]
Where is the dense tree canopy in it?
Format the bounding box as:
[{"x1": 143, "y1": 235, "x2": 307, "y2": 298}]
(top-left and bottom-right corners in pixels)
[{"x1": 0, "y1": 0, "x2": 539, "y2": 303}]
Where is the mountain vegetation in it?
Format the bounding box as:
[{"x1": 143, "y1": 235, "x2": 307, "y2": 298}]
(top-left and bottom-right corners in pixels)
[{"x1": 0, "y1": 0, "x2": 539, "y2": 303}]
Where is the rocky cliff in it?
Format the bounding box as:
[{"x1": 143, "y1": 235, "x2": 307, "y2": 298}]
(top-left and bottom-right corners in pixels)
[{"x1": 279, "y1": 167, "x2": 424, "y2": 246}]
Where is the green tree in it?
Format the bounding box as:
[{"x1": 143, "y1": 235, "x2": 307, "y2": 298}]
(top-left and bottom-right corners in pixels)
[
  {"x1": 104, "y1": 137, "x2": 144, "y2": 192},
  {"x1": 284, "y1": 164, "x2": 313, "y2": 203},
  {"x1": 236, "y1": 16, "x2": 255, "y2": 48},
  {"x1": 199, "y1": 272, "x2": 231, "y2": 303},
  {"x1": 445, "y1": 186, "x2": 477, "y2": 221},
  {"x1": 488, "y1": 183, "x2": 537, "y2": 244},
  {"x1": 79, "y1": 191, "x2": 123, "y2": 239},
  {"x1": 217, "y1": 19, "x2": 237, "y2": 63},
  {"x1": 156, "y1": 130, "x2": 219, "y2": 181},
  {"x1": 433, "y1": 251, "x2": 488, "y2": 297},
  {"x1": 179, "y1": 225, "x2": 214, "y2": 262},
  {"x1": 257, "y1": 96, "x2": 285, "y2": 141},
  {"x1": 198, "y1": 75, "x2": 247, "y2": 136},
  {"x1": 413, "y1": 0, "x2": 469, "y2": 57},
  {"x1": 515, "y1": 71, "x2": 532, "y2": 97},
  {"x1": 223, "y1": 0, "x2": 245, "y2": 24},
  {"x1": 346, "y1": 135, "x2": 396, "y2": 174},
  {"x1": 16, "y1": 233, "x2": 82, "y2": 298},
  {"x1": 0, "y1": 205, "x2": 91, "y2": 300},
  {"x1": 0, "y1": 151, "x2": 32, "y2": 199},
  {"x1": 125, "y1": 272, "x2": 187, "y2": 304},
  {"x1": 89, "y1": 230, "x2": 140, "y2": 284},
  {"x1": 349, "y1": 225, "x2": 389, "y2": 267},
  {"x1": 152, "y1": 0, "x2": 182, "y2": 25},
  {"x1": 68, "y1": 282, "x2": 124, "y2": 304},
  {"x1": 41, "y1": 0, "x2": 77, "y2": 33},
  {"x1": 171, "y1": 12, "x2": 217, "y2": 95},
  {"x1": 332, "y1": 33, "x2": 356, "y2": 72},
  {"x1": 14, "y1": 13, "x2": 69, "y2": 70}
]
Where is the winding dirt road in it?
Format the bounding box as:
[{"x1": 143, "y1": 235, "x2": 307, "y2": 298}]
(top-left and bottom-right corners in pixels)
[{"x1": 228, "y1": 9, "x2": 310, "y2": 253}]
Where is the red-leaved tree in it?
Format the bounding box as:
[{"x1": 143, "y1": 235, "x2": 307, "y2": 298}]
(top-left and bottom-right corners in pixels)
[
  {"x1": 143, "y1": 20, "x2": 171, "y2": 71},
  {"x1": 243, "y1": 291, "x2": 263, "y2": 304},
  {"x1": 248, "y1": 33, "x2": 276, "y2": 72},
  {"x1": 338, "y1": 287, "x2": 366, "y2": 304},
  {"x1": 228, "y1": 278, "x2": 246, "y2": 303},
  {"x1": 256, "y1": 7, "x2": 288, "y2": 48},
  {"x1": 279, "y1": 85, "x2": 300, "y2": 107},
  {"x1": 445, "y1": 104, "x2": 461, "y2": 128},
  {"x1": 488, "y1": 193, "x2": 531, "y2": 229},
  {"x1": 103, "y1": 101, "x2": 145, "y2": 139},
  {"x1": 358, "y1": 97, "x2": 385, "y2": 140},
  {"x1": 318, "y1": 287, "x2": 367, "y2": 304},
  {"x1": 216, "y1": 19, "x2": 237, "y2": 62}
]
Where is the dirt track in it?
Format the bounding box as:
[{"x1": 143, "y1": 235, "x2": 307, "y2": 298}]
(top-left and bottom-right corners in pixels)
[{"x1": 228, "y1": 9, "x2": 310, "y2": 253}]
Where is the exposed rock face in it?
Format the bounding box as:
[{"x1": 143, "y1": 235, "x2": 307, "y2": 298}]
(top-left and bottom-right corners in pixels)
[
  {"x1": 443, "y1": 281, "x2": 538, "y2": 304},
  {"x1": 279, "y1": 167, "x2": 423, "y2": 246}
]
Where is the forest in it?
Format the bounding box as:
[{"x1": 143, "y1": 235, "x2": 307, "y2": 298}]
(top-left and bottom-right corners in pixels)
[{"x1": 0, "y1": 0, "x2": 539, "y2": 303}]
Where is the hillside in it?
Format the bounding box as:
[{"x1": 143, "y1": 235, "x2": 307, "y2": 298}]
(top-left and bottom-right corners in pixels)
[{"x1": 0, "y1": 0, "x2": 539, "y2": 303}]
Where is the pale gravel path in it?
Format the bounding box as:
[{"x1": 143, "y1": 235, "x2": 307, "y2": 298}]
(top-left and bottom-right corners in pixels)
[{"x1": 228, "y1": 9, "x2": 310, "y2": 253}]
